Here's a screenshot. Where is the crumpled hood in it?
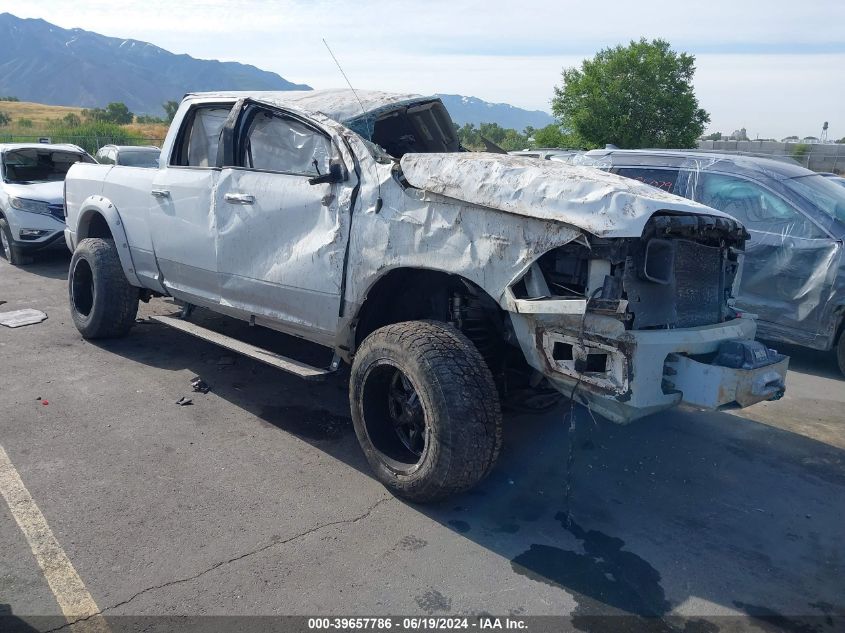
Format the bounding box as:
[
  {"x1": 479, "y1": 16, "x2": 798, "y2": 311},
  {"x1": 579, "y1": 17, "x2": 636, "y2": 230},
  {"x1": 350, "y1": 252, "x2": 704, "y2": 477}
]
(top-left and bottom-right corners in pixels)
[
  {"x1": 3, "y1": 181, "x2": 64, "y2": 205},
  {"x1": 399, "y1": 153, "x2": 733, "y2": 238}
]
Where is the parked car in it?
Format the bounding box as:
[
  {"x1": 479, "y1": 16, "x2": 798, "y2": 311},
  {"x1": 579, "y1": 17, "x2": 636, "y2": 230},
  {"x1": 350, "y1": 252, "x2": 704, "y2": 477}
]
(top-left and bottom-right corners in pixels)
[
  {"x1": 510, "y1": 148, "x2": 579, "y2": 162},
  {"x1": 95, "y1": 145, "x2": 161, "y2": 168},
  {"x1": 0, "y1": 143, "x2": 95, "y2": 265},
  {"x1": 582, "y1": 149, "x2": 845, "y2": 375},
  {"x1": 820, "y1": 172, "x2": 845, "y2": 189},
  {"x1": 63, "y1": 91, "x2": 787, "y2": 500}
]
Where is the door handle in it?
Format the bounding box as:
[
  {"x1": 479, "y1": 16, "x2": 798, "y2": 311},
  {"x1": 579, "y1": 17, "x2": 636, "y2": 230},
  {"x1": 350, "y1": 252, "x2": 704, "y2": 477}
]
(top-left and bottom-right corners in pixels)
[
  {"x1": 151, "y1": 189, "x2": 171, "y2": 198},
  {"x1": 224, "y1": 193, "x2": 255, "y2": 205}
]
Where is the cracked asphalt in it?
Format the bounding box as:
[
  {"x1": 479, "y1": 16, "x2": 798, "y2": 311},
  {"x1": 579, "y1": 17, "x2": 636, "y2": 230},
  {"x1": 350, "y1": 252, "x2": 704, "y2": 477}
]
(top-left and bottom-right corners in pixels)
[{"x1": 1, "y1": 251, "x2": 844, "y2": 630}]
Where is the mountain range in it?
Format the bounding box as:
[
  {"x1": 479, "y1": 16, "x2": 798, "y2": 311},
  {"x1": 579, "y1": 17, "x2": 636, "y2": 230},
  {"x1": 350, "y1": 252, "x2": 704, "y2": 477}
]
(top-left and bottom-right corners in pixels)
[
  {"x1": 436, "y1": 94, "x2": 554, "y2": 130},
  {"x1": 0, "y1": 12, "x2": 554, "y2": 131}
]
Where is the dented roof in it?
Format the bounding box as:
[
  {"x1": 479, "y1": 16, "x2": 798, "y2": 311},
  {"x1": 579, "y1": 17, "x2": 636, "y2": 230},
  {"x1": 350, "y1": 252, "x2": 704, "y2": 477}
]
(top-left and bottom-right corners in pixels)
[{"x1": 185, "y1": 89, "x2": 430, "y2": 125}]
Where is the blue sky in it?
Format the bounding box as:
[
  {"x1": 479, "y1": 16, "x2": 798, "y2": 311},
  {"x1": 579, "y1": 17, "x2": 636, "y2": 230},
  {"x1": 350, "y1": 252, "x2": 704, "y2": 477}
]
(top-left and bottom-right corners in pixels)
[{"x1": 4, "y1": 0, "x2": 844, "y2": 139}]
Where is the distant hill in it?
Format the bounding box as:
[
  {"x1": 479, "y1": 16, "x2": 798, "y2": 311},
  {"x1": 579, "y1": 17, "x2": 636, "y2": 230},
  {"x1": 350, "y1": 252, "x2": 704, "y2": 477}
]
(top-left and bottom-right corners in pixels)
[
  {"x1": 437, "y1": 94, "x2": 555, "y2": 131},
  {"x1": 0, "y1": 13, "x2": 554, "y2": 131},
  {"x1": 0, "y1": 13, "x2": 310, "y2": 116}
]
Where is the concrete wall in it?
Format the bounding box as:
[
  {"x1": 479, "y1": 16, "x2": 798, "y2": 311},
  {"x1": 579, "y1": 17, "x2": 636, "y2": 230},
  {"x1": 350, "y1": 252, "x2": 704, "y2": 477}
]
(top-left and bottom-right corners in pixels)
[{"x1": 697, "y1": 140, "x2": 845, "y2": 174}]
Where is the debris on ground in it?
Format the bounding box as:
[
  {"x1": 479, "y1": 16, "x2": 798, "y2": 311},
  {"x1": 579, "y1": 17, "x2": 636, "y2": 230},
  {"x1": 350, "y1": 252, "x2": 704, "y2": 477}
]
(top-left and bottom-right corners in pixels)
[
  {"x1": 0, "y1": 309, "x2": 48, "y2": 328},
  {"x1": 41, "y1": 400, "x2": 49, "y2": 406},
  {"x1": 190, "y1": 376, "x2": 210, "y2": 393},
  {"x1": 175, "y1": 396, "x2": 193, "y2": 406}
]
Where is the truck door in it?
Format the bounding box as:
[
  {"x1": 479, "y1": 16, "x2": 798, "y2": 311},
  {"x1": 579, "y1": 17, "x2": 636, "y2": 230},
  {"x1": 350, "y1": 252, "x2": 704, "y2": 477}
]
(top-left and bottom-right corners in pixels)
[
  {"x1": 149, "y1": 103, "x2": 234, "y2": 307},
  {"x1": 695, "y1": 172, "x2": 839, "y2": 345},
  {"x1": 214, "y1": 103, "x2": 357, "y2": 345}
]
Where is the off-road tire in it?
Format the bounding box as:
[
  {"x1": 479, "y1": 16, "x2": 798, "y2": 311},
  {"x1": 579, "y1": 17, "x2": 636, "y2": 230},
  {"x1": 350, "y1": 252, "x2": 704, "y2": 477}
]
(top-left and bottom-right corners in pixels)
[
  {"x1": 0, "y1": 218, "x2": 25, "y2": 265},
  {"x1": 350, "y1": 320, "x2": 503, "y2": 502},
  {"x1": 68, "y1": 238, "x2": 138, "y2": 338},
  {"x1": 837, "y1": 330, "x2": 845, "y2": 378}
]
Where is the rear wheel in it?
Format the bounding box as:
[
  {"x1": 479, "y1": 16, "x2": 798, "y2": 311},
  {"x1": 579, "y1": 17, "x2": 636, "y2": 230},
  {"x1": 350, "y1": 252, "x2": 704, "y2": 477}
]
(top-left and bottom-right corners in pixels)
[
  {"x1": 0, "y1": 218, "x2": 25, "y2": 265},
  {"x1": 837, "y1": 330, "x2": 845, "y2": 378},
  {"x1": 350, "y1": 320, "x2": 502, "y2": 502},
  {"x1": 68, "y1": 238, "x2": 138, "y2": 338}
]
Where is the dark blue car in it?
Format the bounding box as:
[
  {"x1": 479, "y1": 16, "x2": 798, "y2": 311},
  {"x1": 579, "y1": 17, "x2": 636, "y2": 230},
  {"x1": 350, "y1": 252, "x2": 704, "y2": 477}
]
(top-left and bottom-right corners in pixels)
[{"x1": 583, "y1": 149, "x2": 845, "y2": 376}]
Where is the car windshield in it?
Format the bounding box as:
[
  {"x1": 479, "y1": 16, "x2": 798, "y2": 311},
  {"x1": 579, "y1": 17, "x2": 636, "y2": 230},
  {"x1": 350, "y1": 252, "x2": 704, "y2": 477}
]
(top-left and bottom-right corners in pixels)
[
  {"x1": 119, "y1": 150, "x2": 160, "y2": 168},
  {"x1": 783, "y1": 174, "x2": 845, "y2": 224},
  {"x1": 2, "y1": 149, "x2": 94, "y2": 184}
]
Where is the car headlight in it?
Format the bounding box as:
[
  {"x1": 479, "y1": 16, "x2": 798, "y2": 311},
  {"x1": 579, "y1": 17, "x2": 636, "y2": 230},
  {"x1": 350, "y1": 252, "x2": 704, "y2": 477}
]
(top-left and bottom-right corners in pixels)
[{"x1": 9, "y1": 197, "x2": 51, "y2": 214}]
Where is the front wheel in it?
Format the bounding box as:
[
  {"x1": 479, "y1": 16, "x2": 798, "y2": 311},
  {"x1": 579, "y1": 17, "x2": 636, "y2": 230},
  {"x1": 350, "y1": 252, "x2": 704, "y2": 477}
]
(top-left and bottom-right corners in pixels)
[
  {"x1": 68, "y1": 238, "x2": 138, "y2": 338},
  {"x1": 350, "y1": 321, "x2": 503, "y2": 502},
  {"x1": 0, "y1": 218, "x2": 25, "y2": 265}
]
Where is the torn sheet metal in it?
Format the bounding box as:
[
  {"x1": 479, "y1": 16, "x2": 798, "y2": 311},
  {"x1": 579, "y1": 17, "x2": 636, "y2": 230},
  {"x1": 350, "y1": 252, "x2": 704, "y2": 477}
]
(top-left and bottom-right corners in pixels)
[
  {"x1": 339, "y1": 156, "x2": 585, "y2": 319},
  {"x1": 0, "y1": 309, "x2": 47, "y2": 328},
  {"x1": 577, "y1": 150, "x2": 845, "y2": 351},
  {"x1": 399, "y1": 153, "x2": 733, "y2": 238}
]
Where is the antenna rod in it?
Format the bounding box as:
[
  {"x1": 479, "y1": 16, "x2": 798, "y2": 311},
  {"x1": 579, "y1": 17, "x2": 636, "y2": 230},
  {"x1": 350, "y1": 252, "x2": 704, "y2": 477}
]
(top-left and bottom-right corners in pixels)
[
  {"x1": 323, "y1": 39, "x2": 368, "y2": 119},
  {"x1": 322, "y1": 38, "x2": 383, "y2": 211}
]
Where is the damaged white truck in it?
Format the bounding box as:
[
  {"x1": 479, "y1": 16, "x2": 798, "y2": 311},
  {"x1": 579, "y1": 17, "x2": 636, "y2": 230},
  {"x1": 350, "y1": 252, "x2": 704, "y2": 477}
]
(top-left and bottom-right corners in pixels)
[{"x1": 63, "y1": 90, "x2": 788, "y2": 501}]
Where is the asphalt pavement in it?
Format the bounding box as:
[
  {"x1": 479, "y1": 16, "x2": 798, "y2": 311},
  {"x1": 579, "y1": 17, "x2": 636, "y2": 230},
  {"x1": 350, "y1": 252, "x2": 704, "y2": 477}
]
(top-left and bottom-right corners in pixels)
[{"x1": 1, "y1": 251, "x2": 843, "y2": 631}]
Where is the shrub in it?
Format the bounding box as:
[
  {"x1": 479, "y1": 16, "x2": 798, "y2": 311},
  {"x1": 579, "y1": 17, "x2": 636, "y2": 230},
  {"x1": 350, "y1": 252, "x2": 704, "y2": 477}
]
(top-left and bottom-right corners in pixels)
[
  {"x1": 45, "y1": 120, "x2": 146, "y2": 154},
  {"x1": 17, "y1": 118, "x2": 34, "y2": 128}
]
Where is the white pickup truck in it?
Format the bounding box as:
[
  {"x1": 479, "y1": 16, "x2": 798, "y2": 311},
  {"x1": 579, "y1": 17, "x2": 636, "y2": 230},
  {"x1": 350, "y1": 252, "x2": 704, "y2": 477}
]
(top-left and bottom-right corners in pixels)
[{"x1": 63, "y1": 90, "x2": 788, "y2": 501}]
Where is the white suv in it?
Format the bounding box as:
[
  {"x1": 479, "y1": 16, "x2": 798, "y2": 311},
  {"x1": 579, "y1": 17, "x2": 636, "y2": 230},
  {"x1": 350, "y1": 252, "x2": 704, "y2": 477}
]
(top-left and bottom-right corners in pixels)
[{"x1": 0, "y1": 143, "x2": 95, "y2": 265}]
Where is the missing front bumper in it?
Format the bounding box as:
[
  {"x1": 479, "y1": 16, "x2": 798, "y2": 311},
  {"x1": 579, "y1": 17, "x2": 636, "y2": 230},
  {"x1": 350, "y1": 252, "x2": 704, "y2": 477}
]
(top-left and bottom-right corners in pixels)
[{"x1": 514, "y1": 314, "x2": 790, "y2": 423}]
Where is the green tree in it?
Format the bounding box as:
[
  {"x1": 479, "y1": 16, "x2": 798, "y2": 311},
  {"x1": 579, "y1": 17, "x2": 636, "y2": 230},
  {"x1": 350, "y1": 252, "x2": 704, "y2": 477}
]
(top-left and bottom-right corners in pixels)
[
  {"x1": 104, "y1": 102, "x2": 133, "y2": 124},
  {"x1": 0, "y1": 111, "x2": 10, "y2": 126},
  {"x1": 17, "y1": 118, "x2": 34, "y2": 128},
  {"x1": 62, "y1": 113, "x2": 82, "y2": 127},
  {"x1": 83, "y1": 102, "x2": 133, "y2": 125},
  {"x1": 552, "y1": 38, "x2": 710, "y2": 149},
  {"x1": 702, "y1": 132, "x2": 722, "y2": 141},
  {"x1": 163, "y1": 100, "x2": 180, "y2": 123},
  {"x1": 532, "y1": 124, "x2": 580, "y2": 148}
]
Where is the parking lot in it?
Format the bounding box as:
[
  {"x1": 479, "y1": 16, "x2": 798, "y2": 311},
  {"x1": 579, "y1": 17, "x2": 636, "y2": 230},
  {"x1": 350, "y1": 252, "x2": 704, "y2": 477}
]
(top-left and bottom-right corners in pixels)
[{"x1": 1, "y1": 251, "x2": 844, "y2": 630}]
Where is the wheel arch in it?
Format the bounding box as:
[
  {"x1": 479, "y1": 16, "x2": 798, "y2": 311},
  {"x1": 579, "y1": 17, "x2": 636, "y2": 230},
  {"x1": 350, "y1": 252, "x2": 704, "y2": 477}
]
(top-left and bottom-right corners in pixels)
[
  {"x1": 348, "y1": 267, "x2": 509, "y2": 364},
  {"x1": 75, "y1": 197, "x2": 141, "y2": 287}
]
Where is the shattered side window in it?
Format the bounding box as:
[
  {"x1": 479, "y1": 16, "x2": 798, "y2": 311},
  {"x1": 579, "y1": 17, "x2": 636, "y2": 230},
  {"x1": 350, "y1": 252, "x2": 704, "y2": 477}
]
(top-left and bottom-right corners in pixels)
[
  {"x1": 242, "y1": 111, "x2": 331, "y2": 177},
  {"x1": 697, "y1": 172, "x2": 826, "y2": 238}
]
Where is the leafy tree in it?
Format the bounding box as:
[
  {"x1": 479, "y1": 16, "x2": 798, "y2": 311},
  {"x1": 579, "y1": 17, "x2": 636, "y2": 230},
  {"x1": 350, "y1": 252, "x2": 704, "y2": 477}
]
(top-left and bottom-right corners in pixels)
[
  {"x1": 702, "y1": 132, "x2": 722, "y2": 141},
  {"x1": 83, "y1": 102, "x2": 133, "y2": 125},
  {"x1": 532, "y1": 124, "x2": 580, "y2": 148},
  {"x1": 0, "y1": 111, "x2": 10, "y2": 126},
  {"x1": 552, "y1": 38, "x2": 710, "y2": 149},
  {"x1": 783, "y1": 135, "x2": 799, "y2": 141},
  {"x1": 17, "y1": 118, "x2": 34, "y2": 128},
  {"x1": 104, "y1": 102, "x2": 133, "y2": 124},
  {"x1": 163, "y1": 100, "x2": 180, "y2": 123}
]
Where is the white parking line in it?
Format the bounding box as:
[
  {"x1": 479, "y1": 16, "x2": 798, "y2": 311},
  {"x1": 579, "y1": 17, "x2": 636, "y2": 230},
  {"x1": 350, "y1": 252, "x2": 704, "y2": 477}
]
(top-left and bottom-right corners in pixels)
[{"x1": 0, "y1": 444, "x2": 111, "y2": 632}]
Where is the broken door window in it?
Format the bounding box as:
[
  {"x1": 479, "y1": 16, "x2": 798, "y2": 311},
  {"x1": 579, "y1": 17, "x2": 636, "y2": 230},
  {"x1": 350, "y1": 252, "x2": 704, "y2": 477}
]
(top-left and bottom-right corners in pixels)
[{"x1": 242, "y1": 111, "x2": 331, "y2": 177}]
